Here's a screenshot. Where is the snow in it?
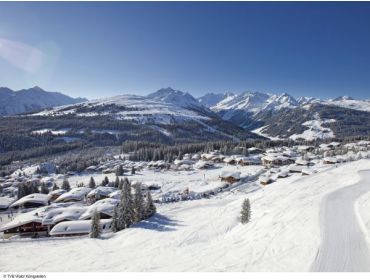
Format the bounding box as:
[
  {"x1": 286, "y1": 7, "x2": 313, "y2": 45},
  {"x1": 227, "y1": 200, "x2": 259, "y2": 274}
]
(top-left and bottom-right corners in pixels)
[
  {"x1": 10, "y1": 193, "x2": 50, "y2": 208},
  {"x1": 311, "y1": 170, "x2": 370, "y2": 271},
  {"x1": 2, "y1": 155, "x2": 370, "y2": 271},
  {"x1": 323, "y1": 98, "x2": 370, "y2": 113},
  {"x1": 79, "y1": 198, "x2": 119, "y2": 220},
  {"x1": 0, "y1": 196, "x2": 16, "y2": 209},
  {"x1": 55, "y1": 187, "x2": 92, "y2": 203},
  {"x1": 252, "y1": 126, "x2": 282, "y2": 141},
  {"x1": 49, "y1": 219, "x2": 112, "y2": 236},
  {"x1": 32, "y1": 129, "x2": 69, "y2": 135},
  {"x1": 289, "y1": 116, "x2": 336, "y2": 141}
]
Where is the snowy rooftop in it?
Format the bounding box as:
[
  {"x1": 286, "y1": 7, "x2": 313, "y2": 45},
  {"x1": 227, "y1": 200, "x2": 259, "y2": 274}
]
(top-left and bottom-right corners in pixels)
[
  {"x1": 10, "y1": 193, "x2": 50, "y2": 208},
  {"x1": 49, "y1": 219, "x2": 112, "y2": 236},
  {"x1": 79, "y1": 198, "x2": 119, "y2": 220},
  {"x1": 55, "y1": 187, "x2": 92, "y2": 203}
]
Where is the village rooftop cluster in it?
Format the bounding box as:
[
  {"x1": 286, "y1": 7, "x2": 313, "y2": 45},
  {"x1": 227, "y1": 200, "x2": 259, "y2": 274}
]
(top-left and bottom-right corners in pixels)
[{"x1": 1, "y1": 140, "x2": 370, "y2": 239}]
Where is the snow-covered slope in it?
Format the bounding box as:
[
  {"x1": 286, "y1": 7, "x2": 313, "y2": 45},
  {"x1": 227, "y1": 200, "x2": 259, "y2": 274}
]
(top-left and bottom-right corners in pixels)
[
  {"x1": 30, "y1": 89, "x2": 260, "y2": 142},
  {"x1": 2, "y1": 159, "x2": 370, "y2": 271},
  {"x1": 0, "y1": 86, "x2": 86, "y2": 116},
  {"x1": 148, "y1": 87, "x2": 202, "y2": 110},
  {"x1": 35, "y1": 94, "x2": 210, "y2": 125}
]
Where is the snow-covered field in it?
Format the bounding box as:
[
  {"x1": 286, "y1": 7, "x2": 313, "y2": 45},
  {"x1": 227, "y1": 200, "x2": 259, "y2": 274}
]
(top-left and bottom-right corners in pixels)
[
  {"x1": 1, "y1": 159, "x2": 370, "y2": 271},
  {"x1": 289, "y1": 117, "x2": 336, "y2": 141}
]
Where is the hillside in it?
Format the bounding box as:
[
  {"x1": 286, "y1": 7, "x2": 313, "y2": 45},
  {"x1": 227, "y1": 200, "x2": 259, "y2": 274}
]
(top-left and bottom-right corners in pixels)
[{"x1": 0, "y1": 86, "x2": 86, "y2": 116}]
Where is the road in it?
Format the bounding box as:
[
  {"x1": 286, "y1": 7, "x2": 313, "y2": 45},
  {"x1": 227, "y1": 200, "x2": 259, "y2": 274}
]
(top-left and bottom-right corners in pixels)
[{"x1": 311, "y1": 170, "x2": 370, "y2": 272}]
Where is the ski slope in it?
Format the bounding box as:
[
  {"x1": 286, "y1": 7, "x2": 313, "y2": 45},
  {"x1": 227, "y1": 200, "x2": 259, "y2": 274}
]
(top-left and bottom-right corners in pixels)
[
  {"x1": 1, "y1": 160, "x2": 370, "y2": 271},
  {"x1": 311, "y1": 170, "x2": 370, "y2": 272}
]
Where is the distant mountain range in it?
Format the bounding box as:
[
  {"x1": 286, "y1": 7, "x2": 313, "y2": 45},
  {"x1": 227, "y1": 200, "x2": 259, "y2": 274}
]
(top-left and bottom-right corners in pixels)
[
  {"x1": 0, "y1": 86, "x2": 86, "y2": 116},
  {"x1": 2, "y1": 86, "x2": 370, "y2": 142}
]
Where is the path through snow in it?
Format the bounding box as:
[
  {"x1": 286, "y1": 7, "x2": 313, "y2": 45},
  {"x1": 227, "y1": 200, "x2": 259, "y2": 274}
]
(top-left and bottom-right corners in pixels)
[{"x1": 311, "y1": 170, "x2": 370, "y2": 272}]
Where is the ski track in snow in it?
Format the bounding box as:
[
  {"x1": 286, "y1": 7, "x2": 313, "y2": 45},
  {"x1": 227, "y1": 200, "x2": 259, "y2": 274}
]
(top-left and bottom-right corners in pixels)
[{"x1": 311, "y1": 170, "x2": 370, "y2": 272}]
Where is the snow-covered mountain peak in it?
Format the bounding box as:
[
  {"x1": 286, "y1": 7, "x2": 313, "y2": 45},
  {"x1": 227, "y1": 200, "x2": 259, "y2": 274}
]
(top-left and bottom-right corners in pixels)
[
  {"x1": 148, "y1": 87, "x2": 201, "y2": 109},
  {"x1": 332, "y1": 95, "x2": 355, "y2": 101}
]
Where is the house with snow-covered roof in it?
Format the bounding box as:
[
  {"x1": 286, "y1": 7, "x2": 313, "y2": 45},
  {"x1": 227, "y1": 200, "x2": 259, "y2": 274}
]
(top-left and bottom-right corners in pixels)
[
  {"x1": 49, "y1": 219, "x2": 112, "y2": 237},
  {"x1": 55, "y1": 187, "x2": 92, "y2": 203},
  {"x1": 219, "y1": 171, "x2": 241, "y2": 184},
  {"x1": 10, "y1": 193, "x2": 50, "y2": 209},
  {"x1": 0, "y1": 206, "x2": 54, "y2": 238},
  {"x1": 79, "y1": 198, "x2": 119, "y2": 220},
  {"x1": 86, "y1": 186, "x2": 117, "y2": 203},
  {"x1": 42, "y1": 205, "x2": 87, "y2": 226}
]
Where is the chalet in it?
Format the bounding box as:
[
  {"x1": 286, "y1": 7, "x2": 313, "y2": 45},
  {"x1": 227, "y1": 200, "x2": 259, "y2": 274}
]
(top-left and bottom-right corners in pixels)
[
  {"x1": 295, "y1": 158, "x2": 310, "y2": 166},
  {"x1": 277, "y1": 171, "x2": 289, "y2": 178},
  {"x1": 49, "y1": 219, "x2": 112, "y2": 237},
  {"x1": 248, "y1": 147, "x2": 263, "y2": 154},
  {"x1": 262, "y1": 154, "x2": 292, "y2": 167},
  {"x1": 55, "y1": 187, "x2": 92, "y2": 203},
  {"x1": 289, "y1": 165, "x2": 305, "y2": 173},
  {"x1": 10, "y1": 193, "x2": 50, "y2": 209},
  {"x1": 48, "y1": 189, "x2": 67, "y2": 201},
  {"x1": 219, "y1": 171, "x2": 241, "y2": 184},
  {"x1": 259, "y1": 175, "x2": 273, "y2": 185},
  {"x1": 86, "y1": 186, "x2": 116, "y2": 203},
  {"x1": 223, "y1": 157, "x2": 237, "y2": 165},
  {"x1": 194, "y1": 161, "x2": 214, "y2": 169},
  {"x1": 0, "y1": 206, "x2": 52, "y2": 238},
  {"x1": 79, "y1": 198, "x2": 119, "y2": 220},
  {"x1": 297, "y1": 145, "x2": 315, "y2": 153},
  {"x1": 42, "y1": 206, "x2": 87, "y2": 226},
  {"x1": 238, "y1": 156, "x2": 261, "y2": 166},
  {"x1": 301, "y1": 168, "x2": 317, "y2": 176},
  {"x1": 323, "y1": 157, "x2": 337, "y2": 164}
]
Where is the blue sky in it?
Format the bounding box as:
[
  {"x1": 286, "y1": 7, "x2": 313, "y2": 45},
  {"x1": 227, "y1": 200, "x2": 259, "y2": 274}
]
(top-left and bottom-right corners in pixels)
[{"x1": 0, "y1": 2, "x2": 370, "y2": 99}]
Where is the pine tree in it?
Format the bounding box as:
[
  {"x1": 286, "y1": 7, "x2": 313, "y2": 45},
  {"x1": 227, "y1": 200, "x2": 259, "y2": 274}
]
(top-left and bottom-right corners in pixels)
[
  {"x1": 133, "y1": 184, "x2": 144, "y2": 222},
  {"x1": 62, "y1": 178, "x2": 71, "y2": 192},
  {"x1": 118, "y1": 178, "x2": 124, "y2": 190},
  {"x1": 111, "y1": 206, "x2": 118, "y2": 233},
  {"x1": 41, "y1": 183, "x2": 49, "y2": 194},
  {"x1": 90, "y1": 209, "x2": 102, "y2": 238},
  {"x1": 89, "y1": 177, "x2": 96, "y2": 189},
  {"x1": 52, "y1": 183, "x2": 59, "y2": 191},
  {"x1": 117, "y1": 181, "x2": 134, "y2": 230},
  {"x1": 114, "y1": 176, "x2": 120, "y2": 188},
  {"x1": 240, "y1": 198, "x2": 251, "y2": 224},
  {"x1": 116, "y1": 165, "x2": 124, "y2": 176},
  {"x1": 102, "y1": 176, "x2": 109, "y2": 186},
  {"x1": 145, "y1": 191, "x2": 156, "y2": 218}
]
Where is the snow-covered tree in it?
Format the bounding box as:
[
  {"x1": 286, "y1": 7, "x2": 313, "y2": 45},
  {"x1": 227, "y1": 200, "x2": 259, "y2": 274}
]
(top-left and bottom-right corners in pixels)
[
  {"x1": 89, "y1": 177, "x2": 96, "y2": 189},
  {"x1": 90, "y1": 209, "x2": 101, "y2": 238},
  {"x1": 62, "y1": 178, "x2": 71, "y2": 192},
  {"x1": 145, "y1": 191, "x2": 156, "y2": 218},
  {"x1": 240, "y1": 198, "x2": 251, "y2": 224},
  {"x1": 52, "y1": 183, "x2": 59, "y2": 191},
  {"x1": 41, "y1": 183, "x2": 49, "y2": 194},
  {"x1": 102, "y1": 176, "x2": 109, "y2": 186},
  {"x1": 117, "y1": 181, "x2": 134, "y2": 230},
  {"x1": 118, "y1": 178, "x2": 124, "y2": 190},
  {"x1": 116, "y1": 165, "x2": 124, "y2": 176},
  {"x1": 111, "y1": 206, "x2": 118, "y2": 233},
  {"x1": 114, "y1": 176, "x2": 120, "y2": 188},
  {"x1": 133, "y1": 184, "x2": 144, "y2": 222}
]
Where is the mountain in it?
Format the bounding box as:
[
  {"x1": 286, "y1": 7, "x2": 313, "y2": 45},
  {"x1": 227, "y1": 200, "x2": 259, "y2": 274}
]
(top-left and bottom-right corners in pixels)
[
  {"x1": 197, "y1": 93, "x2": 230, "y2": 108},
  {"x1": 251, "y1": 103, "x2": 370, "y2": 140},
  {"x1": 147, "y1": 87, "x2": 201, "y2": 110},
  {"x1": 0, "y1": 86, "x2": 87, "y2": 116},
  {"x1": 197, "y1": 90, "x2": 370, "y2": 140},
  {"x1": 17, "y1": 88, "x2": 263, "y2": 144}
]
